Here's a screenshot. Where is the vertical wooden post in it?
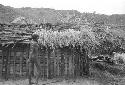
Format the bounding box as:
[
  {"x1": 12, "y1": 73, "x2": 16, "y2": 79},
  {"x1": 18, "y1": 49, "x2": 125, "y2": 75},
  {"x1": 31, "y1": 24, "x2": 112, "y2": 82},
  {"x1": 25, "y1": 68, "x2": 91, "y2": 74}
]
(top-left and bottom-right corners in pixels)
[
  {"x1": 57, "y1": 49, "x2": 61, "y2": 77},
  {"x1": 52, "y1": 50, "x2": 54, "y2": 78},
  {"x1": 0, "y1": 48, "x2": 2, "y2": 77},
  {"x1": 57, "y1": 49, "x2": 60, "y2": 77},
  {"x1": 42, "y1": 49, "x2": 45, "y2": 79},
  {"x1": 26, "y1": 43, "x2": 30, "y2": 77},
  {"x1": 46, "y1": 49, "x2": 48, "y2": 79},
  {"x1": 20, "y1": 52, "x2": 23, "y2": 76},
  {"x1": 85, "y1": 50, "x2": 90, "y2": 75},
  {"x1": 68, "y1": 54, "x2": 71, "y2": 77},
  {"x1": 2, "y1": 47, "x2": 9, "y2": 80},
  {"x1": 52, "y1": 49, "x2": 55, "y2": 78},
  {"x1": 21, "y1": 44, "x2": 25, "y2": 77},
  {"x1": 21, "y1": 50, "x2": 24, "y2": 76},
  {"x1": 72, "y1": 48, "x2": 75, "y2": 78},
  {"x1": 78, "y1": 52, "x2": 81, "y2": 76},
  {"x1": 60, "y1": 48, "x2": 65, "y2": 77},
  {"x1": 13, "y1": 49, "x2": 16, "y2": 79},
  {"x1": 64, "y1": 52, "x2": 67, "y2": 77},
  {"x1": 47, "y1": 48, "x2": 51, "y2": 79},
  {"x1": 44, "y1": 50, "x2": 47, "y2": 79},
  {"x1": 54, "y1": 49, "x2": 58, "y2": 78},
  {"x1": 66, "y1": 53, "x2": 68, "y2": 77},
  {"x1": 60, "y1": 49, "x2": 63, "y2": 77},
  {"x1": 1, "y1": 47, "x2": 4, "y2": 79},
  {"x1": 7, "y1": 48, "x2": 11, "y2": 79}
]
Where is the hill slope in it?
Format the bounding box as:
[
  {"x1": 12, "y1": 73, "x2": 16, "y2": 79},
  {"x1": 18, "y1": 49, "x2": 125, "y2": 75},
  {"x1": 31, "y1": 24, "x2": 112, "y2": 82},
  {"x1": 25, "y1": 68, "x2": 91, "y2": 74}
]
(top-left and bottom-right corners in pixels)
[{"x1": 0, "y1": 4, "x2": 125, "y2": 25}]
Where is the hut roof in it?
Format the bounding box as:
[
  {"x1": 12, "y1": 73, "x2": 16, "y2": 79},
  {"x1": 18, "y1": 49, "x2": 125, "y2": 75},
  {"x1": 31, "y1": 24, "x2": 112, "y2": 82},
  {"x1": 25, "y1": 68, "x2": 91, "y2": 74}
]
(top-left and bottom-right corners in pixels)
[
  {"x1": 35, "y1": 28, "x2": 100, "y2": 49},
  {"x1": 34, "y1": 25, "x2": 125, "y2": 50},
  {"x1": 1, "y1": 23, "x2": 125, "y2": 50},
  {"x1": 0, "y1": 25, "x2": 33, "y2": 45},
  {"x1": 0, "y1": 25, "x2": 100, "y2": 50}
]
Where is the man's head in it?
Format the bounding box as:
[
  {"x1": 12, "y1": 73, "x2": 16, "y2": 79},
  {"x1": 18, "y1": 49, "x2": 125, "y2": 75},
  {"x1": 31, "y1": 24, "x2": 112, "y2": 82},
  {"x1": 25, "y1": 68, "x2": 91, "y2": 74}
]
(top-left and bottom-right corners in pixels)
[{"x1": 31, "y1": 34, "x2": 39, "y2": 41}]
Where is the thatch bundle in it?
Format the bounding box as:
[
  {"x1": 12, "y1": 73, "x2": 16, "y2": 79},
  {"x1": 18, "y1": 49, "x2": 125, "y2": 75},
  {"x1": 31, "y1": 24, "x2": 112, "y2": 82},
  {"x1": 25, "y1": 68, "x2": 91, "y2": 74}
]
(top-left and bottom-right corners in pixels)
[{"x1": 35, "y1": 27, "x2": 99, "y2": 49}]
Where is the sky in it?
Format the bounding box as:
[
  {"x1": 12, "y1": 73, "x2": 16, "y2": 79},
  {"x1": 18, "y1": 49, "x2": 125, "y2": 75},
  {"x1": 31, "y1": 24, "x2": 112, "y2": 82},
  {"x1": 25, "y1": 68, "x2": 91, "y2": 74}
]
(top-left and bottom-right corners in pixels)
[{"x1": 0, "y1": 0, "x2": 125, "y2": 15}]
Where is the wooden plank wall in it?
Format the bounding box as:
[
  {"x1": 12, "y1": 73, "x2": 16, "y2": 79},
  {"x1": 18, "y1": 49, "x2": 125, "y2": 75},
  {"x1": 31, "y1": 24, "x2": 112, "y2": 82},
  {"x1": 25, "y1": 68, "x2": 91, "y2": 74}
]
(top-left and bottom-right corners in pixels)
[{"x1": 0, "y1": 46, "x2": 89, "y2": 79}]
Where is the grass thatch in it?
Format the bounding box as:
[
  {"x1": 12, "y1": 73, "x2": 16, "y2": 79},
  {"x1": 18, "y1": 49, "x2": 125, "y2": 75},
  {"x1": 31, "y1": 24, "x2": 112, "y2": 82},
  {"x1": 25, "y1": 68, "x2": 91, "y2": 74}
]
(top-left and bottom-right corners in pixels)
[
  {"x1": 33, "y1": 25, "x2": 125, "y2": 52},
  {"x1": 34, "y1": 27, "x2": 99, "y2": 49},
  {"x1": 1, "y1": 21, "x2": 125, "y2": 54}
]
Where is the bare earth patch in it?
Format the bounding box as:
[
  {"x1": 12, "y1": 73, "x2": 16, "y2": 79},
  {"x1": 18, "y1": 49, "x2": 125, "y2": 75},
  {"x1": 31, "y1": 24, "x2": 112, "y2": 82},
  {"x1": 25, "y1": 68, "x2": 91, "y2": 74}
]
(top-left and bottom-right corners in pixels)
[{"x1": 0, "y1": 77, "x2": 102, "y2": 85}]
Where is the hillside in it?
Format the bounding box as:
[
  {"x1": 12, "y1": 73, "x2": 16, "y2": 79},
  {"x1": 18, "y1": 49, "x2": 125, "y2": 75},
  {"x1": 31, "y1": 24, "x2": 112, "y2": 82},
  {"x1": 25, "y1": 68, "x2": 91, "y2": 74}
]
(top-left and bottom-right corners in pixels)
[
  {"x1": 0, "y1": 4, "x2": 19, "y2": 24},
  {"x1": 0, "y1": 4, "x2": 125, "y2": 25}
]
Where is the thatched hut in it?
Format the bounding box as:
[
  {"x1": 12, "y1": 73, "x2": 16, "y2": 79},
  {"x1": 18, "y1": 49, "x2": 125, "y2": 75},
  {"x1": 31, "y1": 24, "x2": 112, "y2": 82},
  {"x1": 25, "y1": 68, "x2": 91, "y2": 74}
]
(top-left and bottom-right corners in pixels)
[
  {"x1": 1, "y1": 24, "x2": 125, "y2": 80},
  {"x1": 0, "y1": 26, "x2": 99, "y2": 79},
  {"x1": 34, "y1": 28, "x2": 99, "y2": 78}
]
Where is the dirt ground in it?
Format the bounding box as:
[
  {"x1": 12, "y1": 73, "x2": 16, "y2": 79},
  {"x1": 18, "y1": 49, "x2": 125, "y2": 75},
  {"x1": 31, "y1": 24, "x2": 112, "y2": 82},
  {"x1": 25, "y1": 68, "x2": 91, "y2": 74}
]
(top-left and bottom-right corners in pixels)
[
  {"x1": 0, "y1": 77, "x2": 102, "y2": 85},
  {"x1": 1, "y1": 65, "x2": 125, "y2": 85},
  {"x1": 1, "y1": 74, "x2": 125, "y2": 85}
]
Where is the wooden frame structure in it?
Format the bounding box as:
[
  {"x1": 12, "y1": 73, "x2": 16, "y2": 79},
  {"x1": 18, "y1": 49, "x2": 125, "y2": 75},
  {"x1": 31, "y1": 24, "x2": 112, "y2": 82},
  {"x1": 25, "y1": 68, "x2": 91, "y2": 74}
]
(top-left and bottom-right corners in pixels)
[{"x1": 0, "y1": 43, "x2": 90, "y2": 80}]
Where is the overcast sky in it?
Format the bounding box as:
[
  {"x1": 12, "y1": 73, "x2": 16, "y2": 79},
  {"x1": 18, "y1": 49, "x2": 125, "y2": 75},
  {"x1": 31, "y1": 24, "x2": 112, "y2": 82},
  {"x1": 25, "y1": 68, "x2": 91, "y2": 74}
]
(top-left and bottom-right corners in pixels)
[{"x1": 1, "y1": 0, "x2": 125, "y2": 15}]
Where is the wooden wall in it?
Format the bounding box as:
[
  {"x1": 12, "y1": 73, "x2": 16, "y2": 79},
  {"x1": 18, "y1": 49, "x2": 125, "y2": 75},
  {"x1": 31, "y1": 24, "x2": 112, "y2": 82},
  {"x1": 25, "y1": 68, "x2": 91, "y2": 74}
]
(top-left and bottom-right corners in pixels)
[{"x1": 0, "y1": 44, "x2": 89, "y2": 79}]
